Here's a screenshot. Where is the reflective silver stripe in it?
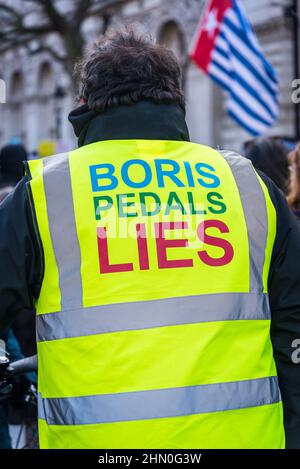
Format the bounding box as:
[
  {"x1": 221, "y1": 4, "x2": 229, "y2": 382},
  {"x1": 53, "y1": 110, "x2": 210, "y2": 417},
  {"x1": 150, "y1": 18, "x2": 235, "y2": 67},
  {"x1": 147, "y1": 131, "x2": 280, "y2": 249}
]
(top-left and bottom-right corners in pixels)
[
  {"x1": 221, "y1": 150, "x2": 268, "y2": 292},
  {"x1": 38, "y1": 392, "x2": 46, "y2": 420},
  {"x1": 38, "y1": 376, "x2": 280, "y2": 425},
  {"x1": 36, "y1": 292, "x2": 270, "y2": 342},
  {"x1": 43, "y1": 154, "x2": 82, "y2": 310}
]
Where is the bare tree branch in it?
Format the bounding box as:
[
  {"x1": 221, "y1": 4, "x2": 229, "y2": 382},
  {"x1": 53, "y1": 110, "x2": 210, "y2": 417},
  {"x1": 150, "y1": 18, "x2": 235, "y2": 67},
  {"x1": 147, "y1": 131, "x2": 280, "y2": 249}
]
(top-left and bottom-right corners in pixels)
[
  {"x1": 29, "y1": 44, "x2": 66, "y2": 64},
  {"x1": 0, "y1": 0, "x2": 126, "y2": 78},
  {"x1": 88, "y1": 0, "x2": 127, "y2": 17},
  {"x1": 73, "y1": 0, "x2": 94, "y2": 25},
  {"x1": 0, "y1": 3, "x2": 22, "y2": 20},
  {"x1": 37, "y1": 0, "x2": 67, "y2": 32}
]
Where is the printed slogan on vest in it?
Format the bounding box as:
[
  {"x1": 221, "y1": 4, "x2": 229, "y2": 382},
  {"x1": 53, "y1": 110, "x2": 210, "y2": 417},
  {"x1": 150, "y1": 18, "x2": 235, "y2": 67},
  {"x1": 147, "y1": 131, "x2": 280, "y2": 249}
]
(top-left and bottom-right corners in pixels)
[{"x1": 88, "y1": 152, "x2": 236, "y2": 275}]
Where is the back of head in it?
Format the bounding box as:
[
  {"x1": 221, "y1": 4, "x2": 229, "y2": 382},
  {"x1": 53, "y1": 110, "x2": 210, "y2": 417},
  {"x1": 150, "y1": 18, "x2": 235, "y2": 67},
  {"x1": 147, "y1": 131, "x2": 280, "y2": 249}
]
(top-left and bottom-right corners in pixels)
[
  {"x1": 0, "y1": 144, "x2": 28, "y2": 185},
  {"x1": 75, "y1": 29, "x2": 185, "y2": 113},
  {"x1": 244, "y1": 138, "x2": 289, "y2": 194}
]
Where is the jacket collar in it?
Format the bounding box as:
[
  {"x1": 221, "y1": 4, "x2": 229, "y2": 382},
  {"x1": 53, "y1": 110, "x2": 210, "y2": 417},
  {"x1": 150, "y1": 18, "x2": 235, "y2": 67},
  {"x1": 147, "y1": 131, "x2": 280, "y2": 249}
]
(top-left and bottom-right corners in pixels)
[{"x1": 68, "y1": 101, "x2": 190, "y2": 147}]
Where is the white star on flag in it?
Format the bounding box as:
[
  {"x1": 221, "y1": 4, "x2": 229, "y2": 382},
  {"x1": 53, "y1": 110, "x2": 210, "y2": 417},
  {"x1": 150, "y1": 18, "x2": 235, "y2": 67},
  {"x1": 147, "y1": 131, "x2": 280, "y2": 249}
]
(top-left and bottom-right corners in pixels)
[{"x1": 204, "y1": 8, "x2": 219, "y2": 38}]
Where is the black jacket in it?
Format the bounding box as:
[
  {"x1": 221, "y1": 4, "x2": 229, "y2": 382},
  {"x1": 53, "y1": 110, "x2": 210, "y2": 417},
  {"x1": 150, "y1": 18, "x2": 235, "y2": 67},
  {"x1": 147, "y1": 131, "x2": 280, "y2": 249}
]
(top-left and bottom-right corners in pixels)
[{"x1": 0, "y1": 101, "x2": 300, "y2": 448}]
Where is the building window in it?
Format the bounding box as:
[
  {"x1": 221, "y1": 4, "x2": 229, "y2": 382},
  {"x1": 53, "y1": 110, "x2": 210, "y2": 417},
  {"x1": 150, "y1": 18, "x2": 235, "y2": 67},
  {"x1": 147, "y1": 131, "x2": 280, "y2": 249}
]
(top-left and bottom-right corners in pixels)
[
  {"x1": 9, "y1": 70, "x2": 25, "y2": 144},
  {"x1": 158, "y1": 21, "x2": 186, "y2": 63},
  {"x1": 38, "y1": 62, "x2": 55, "y2": 141}
]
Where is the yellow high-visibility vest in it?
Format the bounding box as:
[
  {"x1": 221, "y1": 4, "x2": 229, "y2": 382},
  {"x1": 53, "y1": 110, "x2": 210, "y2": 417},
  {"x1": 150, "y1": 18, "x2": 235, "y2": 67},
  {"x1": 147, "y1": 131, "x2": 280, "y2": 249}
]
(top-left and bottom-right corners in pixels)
[{"x1": 26, "y1": 140, "x2": 285, "y2": 449}]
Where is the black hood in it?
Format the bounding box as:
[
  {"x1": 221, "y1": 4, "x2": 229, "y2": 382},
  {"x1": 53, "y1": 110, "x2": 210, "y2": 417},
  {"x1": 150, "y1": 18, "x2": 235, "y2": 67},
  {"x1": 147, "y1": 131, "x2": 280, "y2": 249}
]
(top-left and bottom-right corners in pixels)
[
  {"x1": 0, "y1": 144, "x2": 27, "y2": 187},
  {"x1": 68, "y1": 101, "x2": 190, "y2": 148}
]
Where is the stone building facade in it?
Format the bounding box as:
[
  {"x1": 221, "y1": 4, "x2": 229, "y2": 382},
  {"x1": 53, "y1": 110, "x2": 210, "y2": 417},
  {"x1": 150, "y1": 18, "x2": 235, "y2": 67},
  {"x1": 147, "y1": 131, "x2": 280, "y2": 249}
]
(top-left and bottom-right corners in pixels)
[{"x1": 0, "y1": 0, "x2": 297, "y2": 153}]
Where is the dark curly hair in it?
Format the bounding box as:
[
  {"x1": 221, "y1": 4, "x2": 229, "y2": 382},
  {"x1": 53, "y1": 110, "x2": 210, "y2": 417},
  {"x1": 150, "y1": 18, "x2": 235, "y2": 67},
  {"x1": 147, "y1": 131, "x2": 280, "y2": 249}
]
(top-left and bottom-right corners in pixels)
[{"x1": 75, "y1": 29, "x2": 185, "y2": 112}]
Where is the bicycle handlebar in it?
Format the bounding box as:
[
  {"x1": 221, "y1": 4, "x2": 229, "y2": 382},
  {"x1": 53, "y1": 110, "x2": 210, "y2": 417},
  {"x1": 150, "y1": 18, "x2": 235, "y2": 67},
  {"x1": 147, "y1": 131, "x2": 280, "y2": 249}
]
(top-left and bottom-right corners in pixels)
[{"x1": 10, "y1": 355, "x2": 38, "y2": 375}]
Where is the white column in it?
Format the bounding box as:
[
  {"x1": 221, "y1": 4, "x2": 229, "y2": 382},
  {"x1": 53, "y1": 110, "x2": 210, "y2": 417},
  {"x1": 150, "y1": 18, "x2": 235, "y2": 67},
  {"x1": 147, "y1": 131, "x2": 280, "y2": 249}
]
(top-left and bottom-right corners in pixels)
[
  {"x1": 25, "y1": 99, "x2": 40, "y2": 153},
  {"x1": 185, "y1": 63, "x2": 216, "y2": 146}
]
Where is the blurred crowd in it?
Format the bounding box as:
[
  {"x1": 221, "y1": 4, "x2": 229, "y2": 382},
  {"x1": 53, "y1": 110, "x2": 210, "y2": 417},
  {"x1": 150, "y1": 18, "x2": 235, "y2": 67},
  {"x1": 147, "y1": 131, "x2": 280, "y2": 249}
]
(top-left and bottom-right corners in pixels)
[{"x1": 244, "y1": 137, "x2": 300, "y2": 220}]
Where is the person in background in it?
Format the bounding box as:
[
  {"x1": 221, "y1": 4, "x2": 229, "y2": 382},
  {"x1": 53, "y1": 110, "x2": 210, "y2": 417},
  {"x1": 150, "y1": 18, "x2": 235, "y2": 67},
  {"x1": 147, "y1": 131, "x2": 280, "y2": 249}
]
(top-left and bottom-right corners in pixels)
[
  {"x1": 0, "y1": 142, "x2": 37, "y2": 448},
  {"x1": 244, "y1": 137, "x2": 290, "y2": 195},
  {"x1": 287, "y1": 143, "x2": 300, "y2": 220},
  {"x1": 0, "y1": 143, "x2": 27, "y2": 203},
  {"x1": 0, "y1": 142, "x2": 36, "y2": 355}
]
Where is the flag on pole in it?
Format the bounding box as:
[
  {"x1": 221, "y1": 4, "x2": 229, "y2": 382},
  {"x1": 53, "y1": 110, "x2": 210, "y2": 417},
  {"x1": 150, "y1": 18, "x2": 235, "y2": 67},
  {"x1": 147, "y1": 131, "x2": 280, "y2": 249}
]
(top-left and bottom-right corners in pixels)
[{"x1": 190, "y1": 0, "x2": 279, "y2": 136}]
